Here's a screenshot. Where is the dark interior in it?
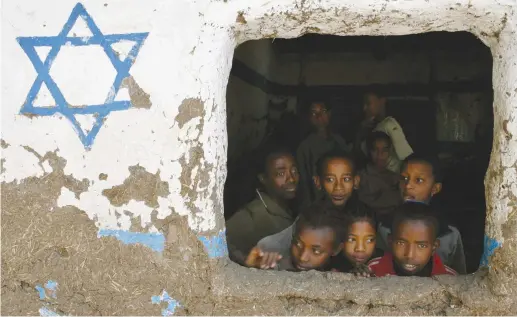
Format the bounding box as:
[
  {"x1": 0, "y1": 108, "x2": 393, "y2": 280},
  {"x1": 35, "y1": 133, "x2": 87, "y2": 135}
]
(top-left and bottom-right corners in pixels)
[{"x1": 224, "y1": 32, "x2": 493, "y2": 274}]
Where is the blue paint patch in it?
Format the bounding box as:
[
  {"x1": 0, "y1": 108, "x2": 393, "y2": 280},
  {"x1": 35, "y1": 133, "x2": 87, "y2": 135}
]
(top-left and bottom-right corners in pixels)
[
  {"x1": 39, "y1": 307, "x2": 60, "y2": 316},
  {"x1": 36, "y1": 280, "x2": 58, "y2": 300},
  {"x1": 198, "y1": 229, "x2": 228, "y2": 258},
  {"x1": 16, "y1": 3, "x2": 149, "y2": 149},
  {"x1": 35, "y1": 285, "x2": 47, "y2": 300},
  {"x1": 98, "y1": 229, "x2": 165, "y2": 253},
  {"x1": 45, "y1": 280, "x2": 58, "y2": 298},
  {"x1": 480, "y1": 235, "x2": 502, "y2": 267},
  {"x1": 45, "y1": 281, "x2": 58, "y2": 290},
  {"x1": 152, "y1": 290, "x2": 180, "y2": 316}
]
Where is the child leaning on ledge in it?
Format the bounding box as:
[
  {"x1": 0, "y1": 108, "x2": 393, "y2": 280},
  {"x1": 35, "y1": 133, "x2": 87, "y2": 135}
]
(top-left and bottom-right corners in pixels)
[
  {"x1": 368, "y1": 202, "x2": 457, "y2": 277},
  {"x1": 244, "y1": 200, "x2": 344, "y2": 272}
]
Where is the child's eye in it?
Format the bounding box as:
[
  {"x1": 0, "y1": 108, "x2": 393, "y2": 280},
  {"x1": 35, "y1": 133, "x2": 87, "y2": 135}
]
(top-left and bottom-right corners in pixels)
[
  {"x1": 400, "y1": 176, "x2": 409, "y2": 182},
  {"x1": 325, "y1": 177, "x2": 335, "y2": 183},
  {"x1": 291, "y1": 168, "x2": 298, "y2": 175},
  {"x1": 277, "y1": 172, "x2": 285, "y2": 177},
  {"x1": 313, "y1": 249, "x2": 322, "y2": 255},
  {"x1": 418, "y1": 243, "x2": 428, "y2": 249},
  {"x1": 416, "y1": 178, "x2": 424, "y2": 183},
  {"x1": 347, "y1": 237, "x2": 355, "y2": 242},
  {"x1": 344, "y1": 177, "x2": 352, "y2": 182},
  {"x1": 396, "y1": 241, "x2": 405, "y2": 246},
  {"x1": 366, "y1": 238, "x2": 376, "y2": 243}
]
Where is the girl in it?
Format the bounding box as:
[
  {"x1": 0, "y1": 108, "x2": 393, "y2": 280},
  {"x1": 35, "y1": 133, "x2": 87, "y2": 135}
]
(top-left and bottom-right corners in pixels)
[{"x1": 330, "y1": 197, "x2": 383, "y2": 273}]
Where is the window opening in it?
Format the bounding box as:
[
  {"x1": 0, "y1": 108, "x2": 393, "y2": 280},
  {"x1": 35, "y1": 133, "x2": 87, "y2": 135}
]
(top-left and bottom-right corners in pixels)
[{"x1": 224, "y1": 32, "x2": 493, "y2": 275}]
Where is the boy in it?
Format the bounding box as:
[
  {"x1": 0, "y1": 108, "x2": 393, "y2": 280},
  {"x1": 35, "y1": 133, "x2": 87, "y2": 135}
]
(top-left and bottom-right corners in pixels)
[
  {"x1": 355, "y1": 86, "x2": 413, "y2": 173},
  {"x1": 313, "y1": 150, "x2": 360, "y2": 207},
  {"x1": 368, "y1": 202, "x2": 457, "y2": 277},
  {"x1": 357, "y1": 131, "x2": 401, "y2": 216},
  {"x1": 297, "y1": 100, "x2": 349, "y2": 207},
  {"x1": 376, "y1": 154, "x2": 467, "y2": 274},
  {"x1": 254, "y1": 151, "x2": 360, "y2": 265},
  {"x1": 226, "y1": 146, "x2": 299, "y2": 265},
  {"x1": 245, "y1": 201, "x2": 344, "y2": 271}
]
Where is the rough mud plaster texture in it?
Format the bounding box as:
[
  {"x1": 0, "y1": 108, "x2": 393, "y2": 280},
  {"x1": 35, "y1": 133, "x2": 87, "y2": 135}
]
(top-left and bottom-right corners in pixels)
[
  {"x1": 1, "y1": 0, "x2": 516, "y2": 315},
  {"x1": 102, "y1": 165, "x2": 170, "y2": 208}
]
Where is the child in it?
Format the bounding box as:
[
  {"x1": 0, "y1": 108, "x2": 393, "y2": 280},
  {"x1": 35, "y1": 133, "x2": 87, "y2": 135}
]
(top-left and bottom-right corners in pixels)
[
  {"x1": 368, "y1": 202, "x2": 457, "y2": 277},
  {"x1": 376, "y1": 154, "x2": 467, "y2": 274},
  {"x1": 355, "y1": 86, "x2": 413, "y2": 173},
  {"x1": 245, "y1": 201, "x2": 344, "y2": 271},
  {"x1": 329, "y1": 198, "x2": 384, "y2": 273},
  {"x1": 226, "y1": 146, "x2": 299, "y2": 265},
  {"x1": 255, "y1": 151, "x2": 359, "y2": 253},
  {"x1": 297, "y1": 100, "x2": 349, "y2": 207},
  {"x1": 313, "y1": 150, "x2": 360, "y2": 207},
  {"x1": 357, "y1": 131, "x2": 401, "y2": 216}
]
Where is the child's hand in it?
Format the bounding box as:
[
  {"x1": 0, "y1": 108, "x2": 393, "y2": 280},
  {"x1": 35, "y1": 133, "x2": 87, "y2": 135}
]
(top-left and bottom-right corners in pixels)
[
  {"x1": 245, "y1": 247, "x2": 282, "y2": 269},
  {"x1": 351, "y1": 263, "x2": 373, "y2": 277}
]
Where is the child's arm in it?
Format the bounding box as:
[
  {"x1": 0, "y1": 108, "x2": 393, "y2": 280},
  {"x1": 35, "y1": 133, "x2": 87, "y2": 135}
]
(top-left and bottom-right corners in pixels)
[
  {"x1": 226, "y1": 210, "x2": 257, "y2": 265},
  {"x1": 449, "y1": 228, "x2": 467, "y2": 274},
  {"x1": 245, "y1": 247, "x2": 282, "y2": 269},
  {"x1": 378, "y1": 117, "x2": 413, "y2": 160}
]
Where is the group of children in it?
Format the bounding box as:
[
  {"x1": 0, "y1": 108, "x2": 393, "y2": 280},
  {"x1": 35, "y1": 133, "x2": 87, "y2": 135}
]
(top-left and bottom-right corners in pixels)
[{"x1": 226, "y1": 88, "x2": 466, "y2": 277}]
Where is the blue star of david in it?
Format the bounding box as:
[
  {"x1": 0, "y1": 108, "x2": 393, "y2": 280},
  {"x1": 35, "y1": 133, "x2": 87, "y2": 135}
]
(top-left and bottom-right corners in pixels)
[{"x1": 17, "y1": 3, "x2": 149, "y2": 149}]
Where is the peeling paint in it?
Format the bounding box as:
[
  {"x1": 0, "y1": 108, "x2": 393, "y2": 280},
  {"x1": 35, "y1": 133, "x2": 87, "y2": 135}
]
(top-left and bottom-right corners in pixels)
[
  {"x1": 198, "y1": 229, "x2": 228, "y2": 258},
  {"x1": 480, "y1": 235, "x2": 502, "y2": 267},
  {"x1": 151, "y1": 290, "x2": 181, "y2": 316},
  {"x1": 35, "y1": 280, "x2": 58, "y2": 300},
  {"x1": 120, "y1": 76, "x2": 152, "y2": 109},
  {"x1": 102, "y1": 165, "x2": 169, "y2": 208},
  {"x1": 97, "y1": 229, "x2": 165, "y2": 252},
  {"x1": 175, "y1": 98, "x2": 204, "y2": 129},
  {"x1": 39, "y1": 307, "x2": 60, "y2": 316}
]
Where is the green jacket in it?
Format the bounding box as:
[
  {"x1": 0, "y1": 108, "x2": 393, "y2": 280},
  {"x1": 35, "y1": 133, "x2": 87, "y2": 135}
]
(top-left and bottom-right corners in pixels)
[{"x1": 226, "y1": 191, "x2": 295, "y2": 265}]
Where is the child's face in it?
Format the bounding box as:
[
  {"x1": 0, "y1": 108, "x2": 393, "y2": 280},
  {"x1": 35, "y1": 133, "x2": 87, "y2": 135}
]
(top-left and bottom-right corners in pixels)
[
  {"x1": 363, "y1": 93, "x2": 385, "y2": 119},
  {"x1": 370, "y1": 139, "x2": 390, "y2": 170},
  {"x1": 391, "y1": 220, "x2": 439, "y2": 275},
  {"x1": 343, "y1": 220, "x2": 376, "y2": 265},
  {"x1": 290, "y1": 226, "x2": 337, "y2": 271},
  {"x1": 399, "y1": 161, "x2": 442, "y2": 203},
  {"x1": 260, "y1": 154, "x2": 299, "y2": 200},
  {"x1": 315, "y1": 158, "x2": 359, "y2": 206},
  {"x1": 309, "y1": 103, "x2": 330, "y2": 131}
]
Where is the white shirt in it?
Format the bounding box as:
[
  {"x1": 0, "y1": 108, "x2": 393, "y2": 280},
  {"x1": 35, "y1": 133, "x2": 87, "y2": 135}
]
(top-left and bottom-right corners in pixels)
[{"x1": 363, "y1": 116, "x2": 413, "y2": 173}]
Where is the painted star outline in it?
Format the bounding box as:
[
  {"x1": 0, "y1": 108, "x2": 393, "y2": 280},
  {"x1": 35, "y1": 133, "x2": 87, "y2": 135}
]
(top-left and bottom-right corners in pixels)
[{"x1": 17, "y1": 3, "x2": 149, "y2": 149}]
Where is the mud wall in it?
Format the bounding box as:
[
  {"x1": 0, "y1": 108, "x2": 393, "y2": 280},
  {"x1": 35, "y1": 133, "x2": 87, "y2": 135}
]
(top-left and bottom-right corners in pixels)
[{"x1": 1, "y1": 0, "x2": 516, "y2": 315}]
